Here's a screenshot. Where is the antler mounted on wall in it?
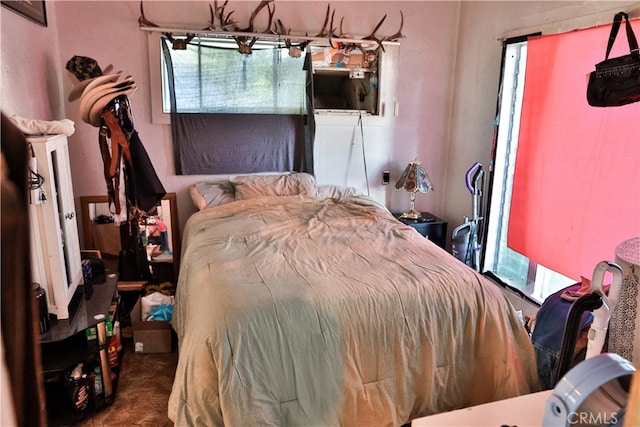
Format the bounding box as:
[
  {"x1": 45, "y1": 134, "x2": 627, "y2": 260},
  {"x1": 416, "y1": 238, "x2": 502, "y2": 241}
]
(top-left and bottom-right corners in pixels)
[
  {"x1": 213, "y1": 0, "x2": 275, "y2": 54},
  {"x1": 362, "y1": 11, "x2": 404, "y2": 51},
  {"x1": 138, "y1": 1, "x2": 405, "y2": 55},
  {"x1": 274, "y1": 18, "x2": 309, "y2": 58}
]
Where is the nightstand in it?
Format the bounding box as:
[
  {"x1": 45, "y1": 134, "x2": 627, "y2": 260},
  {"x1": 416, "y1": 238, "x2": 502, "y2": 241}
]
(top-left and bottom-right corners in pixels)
[{"x1": 394, "y1": 212, "x2": 448, "y2": 249}]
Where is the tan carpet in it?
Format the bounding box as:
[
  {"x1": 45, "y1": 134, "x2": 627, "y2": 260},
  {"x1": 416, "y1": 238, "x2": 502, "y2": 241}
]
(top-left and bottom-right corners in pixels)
[{"x1": 77, "y1": 340, "x2": 177, "y2": 427}]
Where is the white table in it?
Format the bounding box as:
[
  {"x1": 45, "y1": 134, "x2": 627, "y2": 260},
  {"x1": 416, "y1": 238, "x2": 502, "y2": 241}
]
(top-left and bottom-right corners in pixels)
[{"x1": 412, "y1": 390, "x2": 553, "y2": 427}]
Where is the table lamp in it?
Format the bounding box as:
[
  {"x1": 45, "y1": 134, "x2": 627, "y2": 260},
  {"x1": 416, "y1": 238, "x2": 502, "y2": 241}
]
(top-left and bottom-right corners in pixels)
[{"x1": 395, "y1": 158, "x2": 433, "y2": 220}]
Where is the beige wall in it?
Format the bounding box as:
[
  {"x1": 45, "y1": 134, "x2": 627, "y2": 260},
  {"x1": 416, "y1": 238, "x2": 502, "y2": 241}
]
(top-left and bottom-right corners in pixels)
[
  {"x1": 1, "y1": 1, "x2": 63, "y2": 118},
  {"x1": 2, "y1": 0, "x2": 638, "y2": 243}
]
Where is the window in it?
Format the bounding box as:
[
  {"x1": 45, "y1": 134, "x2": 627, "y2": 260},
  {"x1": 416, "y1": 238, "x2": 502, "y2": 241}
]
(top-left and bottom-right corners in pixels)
[
  {"x1": 310, "y1": 45, "x2": 381, "y2": 115},
  {"x1": 484, "y1": 20, "x2": 640, "y2": 305},
  {"x1": 160, "y1": 37, "x2": 307, "y2": 115},
  {"x1": 159, "y1": 35, "x2": 315, "y2": 175},
  {"x1": 484, "y1": 39, "x2": 574, "y2": 304}
]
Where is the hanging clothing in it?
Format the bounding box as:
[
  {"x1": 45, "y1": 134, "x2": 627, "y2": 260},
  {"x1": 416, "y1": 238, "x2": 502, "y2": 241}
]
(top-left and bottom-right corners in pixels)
[
  {"x1": 98, "y1": 97, "x2": 165, "y2": 216},
  {"x1": 97, "y1": 97, "x2": 165, "y2": 282}
]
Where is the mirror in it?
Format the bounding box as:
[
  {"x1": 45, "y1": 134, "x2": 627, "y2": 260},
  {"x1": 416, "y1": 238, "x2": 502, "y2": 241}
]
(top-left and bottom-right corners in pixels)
[{"x1": 80, "y1": 193, "x2": 180, "y2": 284}]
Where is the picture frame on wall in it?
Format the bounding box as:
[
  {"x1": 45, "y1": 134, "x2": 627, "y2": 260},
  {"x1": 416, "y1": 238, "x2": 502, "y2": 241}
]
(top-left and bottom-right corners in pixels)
[{"x1": 1, "y1": 0, "x2": 47, "y2": 27}]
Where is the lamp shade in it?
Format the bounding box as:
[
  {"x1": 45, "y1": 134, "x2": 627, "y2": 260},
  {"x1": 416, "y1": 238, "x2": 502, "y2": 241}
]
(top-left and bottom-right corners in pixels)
[
  {"x1": 395, "y1": 158, "x2": 433, "y2": 220},
  {"x1": 395, "y1": 158, "x2": 433, "y2": 193}
]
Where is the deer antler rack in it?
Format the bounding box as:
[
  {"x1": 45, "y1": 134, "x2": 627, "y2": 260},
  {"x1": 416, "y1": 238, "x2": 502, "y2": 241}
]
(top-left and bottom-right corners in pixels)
[
  {"x1": 362, "y1": 11, "x2": 405, "y2": 51},
  {"x1": 138, "y1": 1, "x2": 404, "y2": 55},
  {"x1": 141, "y1": 1, "x2": 201, "y2": 50},
  {"x1": 163, "y1": 33, "x2": 195, "y2": 50},
  {"x1": 274, "y1": 19, "x2": 308, "y2": 58},
  {"x1": 228, "y1": 0, "x2": 275, "y2": 54}
]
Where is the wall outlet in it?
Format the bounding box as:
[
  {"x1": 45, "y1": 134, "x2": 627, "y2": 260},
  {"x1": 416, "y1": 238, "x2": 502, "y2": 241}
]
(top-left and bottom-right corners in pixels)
[{"x1": 382, "y1": 170, "x2": 390, "y2": 185}]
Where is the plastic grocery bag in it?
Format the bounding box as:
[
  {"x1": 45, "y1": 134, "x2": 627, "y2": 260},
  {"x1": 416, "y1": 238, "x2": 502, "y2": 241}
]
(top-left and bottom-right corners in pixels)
[{"x1": 140, "y1": 291, "x2": 174, "y2": 321}]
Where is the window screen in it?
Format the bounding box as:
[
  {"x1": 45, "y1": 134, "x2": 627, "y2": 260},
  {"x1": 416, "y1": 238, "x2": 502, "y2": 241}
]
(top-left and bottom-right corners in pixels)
[
  {"x1": 161, "y1": 37, "x2": 307, "y2": 115},
  {"x1": 160, "y1": 36, "x2": 315, "y2": 175}
]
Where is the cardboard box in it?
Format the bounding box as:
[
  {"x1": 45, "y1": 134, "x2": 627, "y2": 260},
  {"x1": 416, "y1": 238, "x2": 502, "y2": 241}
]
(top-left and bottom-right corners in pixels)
[{"x1": 131, "y1": 297, "x2": 172, "y2": 353}]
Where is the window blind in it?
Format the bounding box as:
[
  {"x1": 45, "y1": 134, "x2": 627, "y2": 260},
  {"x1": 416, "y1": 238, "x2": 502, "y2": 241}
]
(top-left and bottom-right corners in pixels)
[{"x1": 508, "y1": 18, "x2": 640, "y2": 281}]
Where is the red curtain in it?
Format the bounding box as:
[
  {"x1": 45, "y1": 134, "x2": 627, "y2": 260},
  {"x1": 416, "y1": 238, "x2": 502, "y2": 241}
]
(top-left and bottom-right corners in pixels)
[{"x1": 509, "y1": 17, "x2": 640, "y2": 281}]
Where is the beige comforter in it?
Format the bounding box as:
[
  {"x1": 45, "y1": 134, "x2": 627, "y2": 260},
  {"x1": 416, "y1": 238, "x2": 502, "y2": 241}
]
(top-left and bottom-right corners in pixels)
[{"x1": 168, "y1": 195, "x2": 539, "y2": 426}]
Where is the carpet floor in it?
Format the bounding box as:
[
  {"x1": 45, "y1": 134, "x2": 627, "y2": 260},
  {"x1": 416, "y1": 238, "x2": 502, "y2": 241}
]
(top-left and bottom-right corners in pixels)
[{"x1": 75, "y1": 339, "x2": 177, "y2": 427}]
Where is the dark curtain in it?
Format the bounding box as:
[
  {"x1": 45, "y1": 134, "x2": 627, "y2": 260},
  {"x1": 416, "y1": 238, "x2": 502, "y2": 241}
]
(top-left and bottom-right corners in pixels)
[
  {"x1": 162, "y1": 38, "x2": 315, "y2": 175},
  {"x1": 302, "y1": 49, "x2": 315, "y2": 174},
  {"x1": 171, "y1": 113, "x2": 304, "y2": 174}
]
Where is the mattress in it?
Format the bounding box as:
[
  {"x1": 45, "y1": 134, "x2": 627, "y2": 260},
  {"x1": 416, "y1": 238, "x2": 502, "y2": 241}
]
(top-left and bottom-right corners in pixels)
[{"x1": 168, "y1": 195, "x2": 539, "y2": 426}]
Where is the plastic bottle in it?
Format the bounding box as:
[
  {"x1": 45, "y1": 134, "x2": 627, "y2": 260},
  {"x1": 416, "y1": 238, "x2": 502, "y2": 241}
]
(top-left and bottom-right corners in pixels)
[
  {"x1": 93, "y1": 366, "x2": 103, "y2": 396},
  {"x1": 69, "y1": 363, "x2": 89, "y2": 413},
  {"x1": 113, "y1": 320, "x2": 121, "y2": 343},
  {"x1": 108, "y1": 335, "x2": 121, "y2": 368}
]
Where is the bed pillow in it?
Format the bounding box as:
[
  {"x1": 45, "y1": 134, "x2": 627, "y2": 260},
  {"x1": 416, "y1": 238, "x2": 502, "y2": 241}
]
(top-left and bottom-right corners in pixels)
[
  {"x1": 317, "y1": 184, "x2": 360, "y2": 199},
  {"x1": 189, "y1": 181, "x2": 236, "y2": 210},
  {"x1": 231, "y1": 173, "x2": 318, "y2": 200}
]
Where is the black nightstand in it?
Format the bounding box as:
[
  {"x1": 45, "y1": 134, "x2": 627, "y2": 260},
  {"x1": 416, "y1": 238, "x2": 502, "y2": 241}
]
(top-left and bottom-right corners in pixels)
[{"x1": 393, "y1": 212, "x2": 448, "y2": 249}]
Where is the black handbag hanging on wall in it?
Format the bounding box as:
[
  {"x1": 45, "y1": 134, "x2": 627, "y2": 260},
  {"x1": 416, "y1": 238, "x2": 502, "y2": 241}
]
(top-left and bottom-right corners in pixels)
[{"x1": 586, "y1": 11, "x2": 640, "y2": 107}]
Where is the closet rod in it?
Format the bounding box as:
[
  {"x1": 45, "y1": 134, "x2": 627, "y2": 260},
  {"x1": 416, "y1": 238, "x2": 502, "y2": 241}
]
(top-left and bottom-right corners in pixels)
[{"x1": 140, "y1": 25, "x2": 399, "y2": 47}]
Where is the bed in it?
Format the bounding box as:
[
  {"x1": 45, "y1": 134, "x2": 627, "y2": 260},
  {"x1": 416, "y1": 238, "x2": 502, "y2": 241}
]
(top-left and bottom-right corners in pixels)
[{"x1": 168, "y1": 173, "x2": 540, "y2": 426}]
